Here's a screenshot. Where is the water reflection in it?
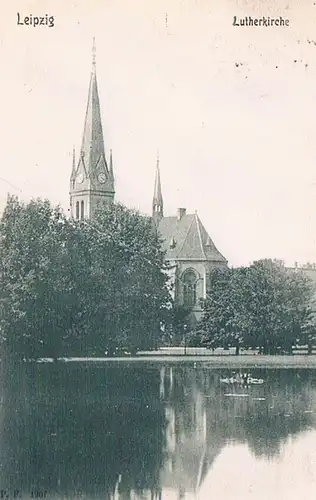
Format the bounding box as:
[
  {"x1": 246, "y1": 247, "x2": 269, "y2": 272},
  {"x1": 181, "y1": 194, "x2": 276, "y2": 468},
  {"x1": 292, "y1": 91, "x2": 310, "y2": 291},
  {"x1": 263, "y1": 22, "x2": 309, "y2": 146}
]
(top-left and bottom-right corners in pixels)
[{"x1": 0, "y1": 363, "x2": 316, "y2": 499}]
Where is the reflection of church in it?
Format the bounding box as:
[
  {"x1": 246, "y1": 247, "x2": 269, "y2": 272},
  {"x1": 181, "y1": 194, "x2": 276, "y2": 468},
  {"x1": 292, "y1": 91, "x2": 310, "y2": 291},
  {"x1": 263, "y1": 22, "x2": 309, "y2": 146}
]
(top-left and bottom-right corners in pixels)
[
  {"x1": 69, "y1": 44, "x2": 227, "y2": 323},
  {"x1": 156, "y1": 367, "x2": 316, "y2": 500},
  {"x1": 159, "y1": 366, "x2": 215, "y2": 497}
]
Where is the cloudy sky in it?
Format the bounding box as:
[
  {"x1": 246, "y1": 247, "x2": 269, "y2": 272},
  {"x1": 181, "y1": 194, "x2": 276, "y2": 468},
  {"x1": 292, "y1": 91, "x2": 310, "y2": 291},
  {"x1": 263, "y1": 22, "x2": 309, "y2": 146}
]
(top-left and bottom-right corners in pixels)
[{"x1": 1, "y1": 0, "x2": 316, "y2": 266}]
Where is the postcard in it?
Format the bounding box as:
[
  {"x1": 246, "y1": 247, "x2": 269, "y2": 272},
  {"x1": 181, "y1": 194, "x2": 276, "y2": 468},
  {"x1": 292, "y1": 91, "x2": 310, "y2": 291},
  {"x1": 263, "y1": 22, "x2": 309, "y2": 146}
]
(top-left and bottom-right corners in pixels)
[{"x1": 0, "y1": 1, "x2": 315, "y2": 499}]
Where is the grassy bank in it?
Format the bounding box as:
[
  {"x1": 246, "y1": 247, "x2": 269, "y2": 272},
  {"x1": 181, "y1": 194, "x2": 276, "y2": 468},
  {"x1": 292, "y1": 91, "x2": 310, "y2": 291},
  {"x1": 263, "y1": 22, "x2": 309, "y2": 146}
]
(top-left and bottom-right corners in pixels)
[{"x1": 61, "y1": 353, "x2": 316, "y2": 369}]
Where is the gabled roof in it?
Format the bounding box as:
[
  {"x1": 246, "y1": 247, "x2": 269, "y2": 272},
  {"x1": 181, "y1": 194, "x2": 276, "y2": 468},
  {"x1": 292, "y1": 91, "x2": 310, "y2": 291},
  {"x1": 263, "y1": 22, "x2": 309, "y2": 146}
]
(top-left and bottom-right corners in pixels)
[{"x1": 158, "y1": 212, "x2": 227, "y2": 262}]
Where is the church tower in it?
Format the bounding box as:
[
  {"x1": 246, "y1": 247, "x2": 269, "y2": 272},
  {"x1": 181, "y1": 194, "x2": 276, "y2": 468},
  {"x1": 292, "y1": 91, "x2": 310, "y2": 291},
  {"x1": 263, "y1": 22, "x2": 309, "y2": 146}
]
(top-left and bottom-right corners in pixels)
[
  {"x1": 70, "y1": 39, "x2": 115, "y2": 219},
  {"x1": 152, "y1": 154, "x2": 163, "y2": 224}
]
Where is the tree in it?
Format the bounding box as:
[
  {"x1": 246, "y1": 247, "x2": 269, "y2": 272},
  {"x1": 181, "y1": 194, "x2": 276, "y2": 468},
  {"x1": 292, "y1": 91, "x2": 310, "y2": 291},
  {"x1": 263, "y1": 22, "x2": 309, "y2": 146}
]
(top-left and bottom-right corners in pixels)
[
  {"x1": 245, "y1": 260, "x2": 313, "y2": 354},
  {"x1": 198, "y1": 267, "x2": 241, "y2": 352},
  {"x1": 301, "y1": 293, "x2": 316, "y2": 354},
  {"x1": 198, "y1": 260, "x2": 314, "y2": 355},
  {"x1": 83, "y1": 203, "x2": 171, "y2": 354},
  {"x1": 166, "y1": 305, "x2": 191, "y2": 346},
  {"x1": 0, "y1": 197, "x2": 171, "y2": 361},
  {"x1": 0, "y1": 196, "x2": 80, "y2": 361}
]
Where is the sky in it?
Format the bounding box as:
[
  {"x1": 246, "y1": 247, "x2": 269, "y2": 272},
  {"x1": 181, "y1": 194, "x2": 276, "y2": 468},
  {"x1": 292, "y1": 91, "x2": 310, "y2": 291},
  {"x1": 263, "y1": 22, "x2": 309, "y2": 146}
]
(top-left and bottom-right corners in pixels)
[{"x1": 1, "y1": 0, "x2": 316, "y2": 266}]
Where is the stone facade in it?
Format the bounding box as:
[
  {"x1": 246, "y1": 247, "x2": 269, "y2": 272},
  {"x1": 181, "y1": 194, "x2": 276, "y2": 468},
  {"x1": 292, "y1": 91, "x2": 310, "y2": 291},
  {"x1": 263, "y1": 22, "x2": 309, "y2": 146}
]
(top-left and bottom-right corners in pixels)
[{"x1": 156, "y1": 207, "x2": 227, "y2": 323}]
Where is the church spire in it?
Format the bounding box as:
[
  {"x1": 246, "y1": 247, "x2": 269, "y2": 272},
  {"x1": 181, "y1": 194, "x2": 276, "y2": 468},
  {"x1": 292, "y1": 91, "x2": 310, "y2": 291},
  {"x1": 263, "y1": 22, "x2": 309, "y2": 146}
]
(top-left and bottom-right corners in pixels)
[
  {"x1": 69, "y1": 40, "x2": 115, "y2": 220},
  {"x1": 92, "y1": 36, "x2": 96, "y2": 69},
  {"x1": 79, "y1": 38, "x2": 107, "y2": 177},
  {"x1": 152, "y1": 153, "x2": 163, "y2": 222}
]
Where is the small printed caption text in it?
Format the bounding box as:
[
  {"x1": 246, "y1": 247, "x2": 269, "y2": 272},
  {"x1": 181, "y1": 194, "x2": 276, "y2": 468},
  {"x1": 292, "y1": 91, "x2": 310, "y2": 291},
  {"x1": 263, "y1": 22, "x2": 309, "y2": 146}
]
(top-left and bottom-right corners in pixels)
[{"x1": 17, "y1": 13, "x2": 55, "y2": 27}]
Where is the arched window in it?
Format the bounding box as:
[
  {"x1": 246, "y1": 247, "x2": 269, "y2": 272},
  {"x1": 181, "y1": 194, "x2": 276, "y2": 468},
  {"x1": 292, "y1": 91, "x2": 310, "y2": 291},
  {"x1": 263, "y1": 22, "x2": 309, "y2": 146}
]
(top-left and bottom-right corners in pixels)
[
  {"x1": 75, "y1": 201, "x2": 79, "y2": 220},
  {"x1": 183, "y1": 270, "x2": 197, "y2": 307},
  {"x1": 80, "y1": 200, "x2": 84, "y2": 219}
]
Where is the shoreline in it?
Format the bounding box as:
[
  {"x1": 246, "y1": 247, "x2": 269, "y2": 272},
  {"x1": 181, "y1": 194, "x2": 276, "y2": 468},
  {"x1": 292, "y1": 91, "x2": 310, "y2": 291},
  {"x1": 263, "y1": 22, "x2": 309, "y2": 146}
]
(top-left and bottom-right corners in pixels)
[{"x1": 56, "y1": 354, "x2": 316, "y2": 369}]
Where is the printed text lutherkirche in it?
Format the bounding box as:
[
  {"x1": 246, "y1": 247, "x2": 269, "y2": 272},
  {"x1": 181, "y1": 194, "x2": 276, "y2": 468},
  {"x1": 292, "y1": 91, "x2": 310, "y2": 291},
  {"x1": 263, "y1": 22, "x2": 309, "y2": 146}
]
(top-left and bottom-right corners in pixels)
[{"x1": 233, "y1": 16, "x2": 290, "y2": 27}]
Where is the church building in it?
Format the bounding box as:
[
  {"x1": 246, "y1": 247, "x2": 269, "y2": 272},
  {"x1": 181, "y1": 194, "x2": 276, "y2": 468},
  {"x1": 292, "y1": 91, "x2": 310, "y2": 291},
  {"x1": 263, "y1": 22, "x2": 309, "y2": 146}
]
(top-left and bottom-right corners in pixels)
[
  {"x1": 70, "y1": 43, "x2": 227, "y2": 324},
  {"x1": 152, "y1": 158, "x2": 227, "y2": 323}
]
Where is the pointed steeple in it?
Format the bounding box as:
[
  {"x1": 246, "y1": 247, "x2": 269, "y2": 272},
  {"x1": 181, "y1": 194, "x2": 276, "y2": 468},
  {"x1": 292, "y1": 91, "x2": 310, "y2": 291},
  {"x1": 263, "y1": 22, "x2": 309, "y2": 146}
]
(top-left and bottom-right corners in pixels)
[
  {"x1": 79, "y1": 38, "x2": 107, "y2": 176},
  {"x1": 70, "y1": 146, "x2": 76, "y2": 181},
  {"x1": 92, "y1": 36, "x2": 96, "y2": 68},
  {"x1": 152, "y1": 153, "x2": 164, "y2": 221},
  {"x1": 69, "y1": 40, "x2": 115, "y2": 220},
  {"x1": 109, "y1": 149, "x2": 114, "y2": 181}
]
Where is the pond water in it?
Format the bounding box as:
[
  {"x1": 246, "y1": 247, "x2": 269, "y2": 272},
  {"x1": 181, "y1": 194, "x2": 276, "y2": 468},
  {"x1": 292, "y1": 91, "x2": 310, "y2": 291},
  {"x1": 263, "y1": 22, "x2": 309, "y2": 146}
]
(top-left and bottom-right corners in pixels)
[{"x1": 0, "y1": 362, "x2": 316, "y2": 499}]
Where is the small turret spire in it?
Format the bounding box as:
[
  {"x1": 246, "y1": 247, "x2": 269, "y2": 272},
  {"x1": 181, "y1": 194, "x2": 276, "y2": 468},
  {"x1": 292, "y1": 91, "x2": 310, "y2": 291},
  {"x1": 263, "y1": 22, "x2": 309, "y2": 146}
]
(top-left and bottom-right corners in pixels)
[
  {"x1": 70, "y1": 146, "x2": 76, "y2": 181},
  {"x1": 152, "y1": 152, "x2": 163, "y2": 222},
  {"x1": 92, "y1": 37, "x2": 96, "y2": 70},
  {"x1": 109, "y1": 149, "x2": 114, "y2": 181}
]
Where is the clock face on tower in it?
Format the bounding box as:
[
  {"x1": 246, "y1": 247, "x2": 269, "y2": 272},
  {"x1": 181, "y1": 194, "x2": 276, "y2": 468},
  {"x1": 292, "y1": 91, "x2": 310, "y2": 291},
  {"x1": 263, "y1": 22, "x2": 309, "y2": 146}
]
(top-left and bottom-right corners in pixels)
[
  {"x1": 98, "y1": 172, "x2": 106, "y2": 184},
  {"x1": 77, "y1": 173, "x2": 84, "y2": 184}
]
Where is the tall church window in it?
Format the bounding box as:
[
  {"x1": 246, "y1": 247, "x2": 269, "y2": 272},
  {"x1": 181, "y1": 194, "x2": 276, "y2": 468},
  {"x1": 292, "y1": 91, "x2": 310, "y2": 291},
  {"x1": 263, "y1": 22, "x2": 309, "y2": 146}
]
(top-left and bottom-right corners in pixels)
[
  {"x1": 80, "y1": 200, "x2": 84, "y2": 220},
  {"x1": 76, "y1": 201, "x2": 79, "y2": 220},
  {"x1": 183, "y1": 270, "x2": 197, "y2": 307}
]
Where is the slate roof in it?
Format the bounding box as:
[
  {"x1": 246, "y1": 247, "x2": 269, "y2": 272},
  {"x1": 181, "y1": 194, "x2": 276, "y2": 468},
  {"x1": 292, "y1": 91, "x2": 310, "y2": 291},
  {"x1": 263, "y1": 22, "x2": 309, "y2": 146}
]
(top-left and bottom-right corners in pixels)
[{"x1": 158, "y1": 212, "x2": 227, "y2": 262}]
